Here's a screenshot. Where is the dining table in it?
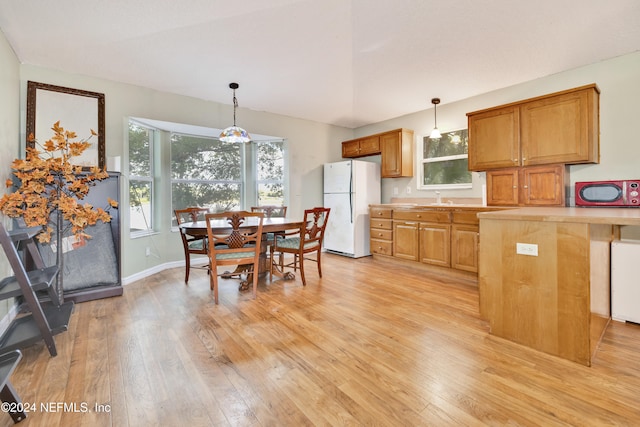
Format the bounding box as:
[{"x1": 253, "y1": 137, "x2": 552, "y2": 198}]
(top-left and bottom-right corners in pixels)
[{"x1": 178, "y1": 216, "x2": 305, "y2": 287}]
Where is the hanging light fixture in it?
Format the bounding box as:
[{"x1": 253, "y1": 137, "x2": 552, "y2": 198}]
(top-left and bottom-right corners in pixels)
[
  {"x1": 220, "y1": 82, "x2": 251, "y2": 143},
  {"x1": 429, "y1": 97, "x2": 442, "y2": 140}
]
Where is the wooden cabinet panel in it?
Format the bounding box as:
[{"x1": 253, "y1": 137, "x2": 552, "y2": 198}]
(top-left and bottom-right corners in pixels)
[
  {"x1": 452, "y1": 224, "x2": 479, "y2": 272},
  {"x1": 467, "y1": 84, "x2": 599, "y2": 171},
  {"x1": 520, "y1": 164, "x2": 567, "y2": 206},
  {"x1": 370, "y1": 207, "x2": 392, "y2": 219},
  {"x1": 370, "y1": 207, "x2": 393, "y2": 256},
  {"x1": 486, "y1": 169, "x2": 519, "y2": 206},
  {"x1": 468, "y1": 106, "x2": 520, "y2": 171},
  {"x1": 521, "y1": 87, "x2": 599, "y2": 166},
  {"x1": 393, "y1": 210, "x2": 450, "y2": 223},
  {"x1": 380, "y1": 129, "x2": 413, "y2": 178},
  {"x1": 486, "y1": 164, "x2": 567, "y2": 206},
  {"x1": 341, "y1": 136, "x2": 380, "y2": 158},
  {"x1": 419, "y1": 223, "x2": 450, "y2": 267},
  {"x1": 393, "y1": 221, "x2": 419, "y2": 261}
]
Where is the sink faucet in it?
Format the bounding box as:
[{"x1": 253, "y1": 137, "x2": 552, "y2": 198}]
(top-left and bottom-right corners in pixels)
[{"x1": 435, "y1": 191, "x2": 442, "y2": 205}]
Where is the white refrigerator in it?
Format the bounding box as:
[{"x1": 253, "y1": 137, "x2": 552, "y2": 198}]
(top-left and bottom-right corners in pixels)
[{"x1": 323, "y1": 160, "x2": 381, "y2": 258}]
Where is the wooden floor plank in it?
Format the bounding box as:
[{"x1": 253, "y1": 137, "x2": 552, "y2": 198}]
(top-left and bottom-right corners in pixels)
[{"x1": 2, "y1": 253, "x2": 640, "y2": 426}]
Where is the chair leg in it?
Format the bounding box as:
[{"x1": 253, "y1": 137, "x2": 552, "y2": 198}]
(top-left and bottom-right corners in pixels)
[
  {"x1": 210, "y1": 267, "x2": 219, "y2": 304},
  {"x1": 184, "y1": 252, "x2": 191, "y2": 283},
  {"x1": 317, "y1": 249, "x2": 322, "y2": 278},
  {"x1": 251, "y1": 265, "x2": 258, "y2": 299},
  {"x1": 299, "y1": 252, "x2": 307, "y2": 286}
]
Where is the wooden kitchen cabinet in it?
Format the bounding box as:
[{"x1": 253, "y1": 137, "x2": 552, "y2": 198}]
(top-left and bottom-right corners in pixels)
[
  {"x1": 380, "y1": 129, "x2": 414, "y2": 178},
  {"x1": 393, "y1": 221, "x2": 419, "y2": 261},
  {"x1": 342, "y1": 128, "x2": 414, "y2": 178},
  {"x1": 467, "y1": 84, "x2": 599, "y2": 171},
  {"x1": 419, "y1": 223, "x2": 450, "y2": 267},
  {"x1": 369, "y1": 207, "x2": 393, "y2": 256},
  {"x1": 342, "y1": 135, "x2": 380, "y2": 158},
  {"x1": 393, "y1": 209, "x2": 451, "y2": 266},
  {"x1": 486, "y1": 164, "x2": 568, "y2": 206},
  {"x1": 451, "y1": 210, "x2": 481, "y2": 273}
]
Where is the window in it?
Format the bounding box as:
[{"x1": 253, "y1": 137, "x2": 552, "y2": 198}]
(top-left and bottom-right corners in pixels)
[
  {"x1": 170, "y1": 133, "x2": 244, "y2": 219},
  {"x1": 128, "y1": 121, "x2": 155, "y2": 234},
  {"x1": 255, "y1": 140, "x2": 285, "y2": 206},
  {"x1": 418, "y1": 129, "x2": 471, "y2": 190}
]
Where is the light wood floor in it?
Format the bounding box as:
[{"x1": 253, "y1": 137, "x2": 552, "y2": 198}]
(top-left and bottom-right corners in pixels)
[{"x1": 2, "y1": 254, "x2": 640, "y2": 426}]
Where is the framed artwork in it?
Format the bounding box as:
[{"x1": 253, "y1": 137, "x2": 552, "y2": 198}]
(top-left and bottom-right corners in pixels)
[{"x1": 26, "y1": 81, "x2": 106, "y2": 170}]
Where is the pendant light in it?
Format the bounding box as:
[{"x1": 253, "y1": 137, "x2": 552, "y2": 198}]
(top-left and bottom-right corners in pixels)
[
  {"x1": 220, "y1": 82, "x2": 251, "y2": 143},
  {"x1": 429, "y1": 97, "x2": 442, "y2": 140}
]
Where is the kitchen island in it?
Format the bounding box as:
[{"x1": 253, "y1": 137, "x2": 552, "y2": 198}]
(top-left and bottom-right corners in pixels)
[{"x1": 477, "y1": 207, "x2": 640, "y2": 366}]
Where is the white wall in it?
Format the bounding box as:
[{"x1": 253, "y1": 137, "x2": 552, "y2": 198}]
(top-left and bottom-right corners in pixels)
[
  {"x1": 0, "y1": 29, "x2": 20, "y2": 319},
  {"x1": 17, "y1": 66, "x2": 352, "y2": 279},
  {"x1": 355, "y1": 52, "x2": 640, "y2": 205}
]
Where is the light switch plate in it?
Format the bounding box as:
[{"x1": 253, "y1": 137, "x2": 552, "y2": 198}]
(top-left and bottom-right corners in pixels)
[{"x1": 516, "y1": 242, "x2": 538, "y2": 256}]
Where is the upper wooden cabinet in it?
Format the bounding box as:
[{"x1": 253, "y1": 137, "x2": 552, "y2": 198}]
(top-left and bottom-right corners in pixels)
[
  {"x1": 341, "y1": 135, "x2": 380, "y2": 158},
  {"x1": 342, "y1": 128, "x2": 414, "y2": 178},
  {"x1": 467, "y1": 84, "x2": 600, "y2": 171},
  {"x1": 380, "y1": 129, "x2": 414, "y2": 178},
  {"x1": 486, "y1": 164, "x2": 568, "y2": 206}
]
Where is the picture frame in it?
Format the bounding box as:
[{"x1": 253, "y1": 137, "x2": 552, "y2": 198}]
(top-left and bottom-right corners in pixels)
[{"x1": 26, "y1": 81, "x2": 106, "y2": 170}]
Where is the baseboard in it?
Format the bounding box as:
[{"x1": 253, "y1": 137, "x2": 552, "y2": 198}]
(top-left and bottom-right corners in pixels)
[{"x1": 122, "y1": 258, "x2": 208, "y2": 285}]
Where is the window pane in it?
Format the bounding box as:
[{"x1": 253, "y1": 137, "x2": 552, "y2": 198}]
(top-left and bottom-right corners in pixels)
[
  {"x1": 423, "y1": 129, "x2": 468, "y2": 158},
  {"x1": 171, "y1": 134, "x2": 241, "y2": 180},
  {"x1": 129, "y1": 123, "x2": 151, "y2": 177},
  {"x1": 171, "y1": 182, "x2": 241, "y2": 213},
  {"x1": 257, "y1": 182, "x2": 284, "y2": 206},
  {"x1": 257, "y1": 141, "x2": 284, "y2": 180},
  {"x1": 422, "y1": 158, "x2": 471, "y2": 186},
  {"x1": 130, "y1": 180, "x2": 153, "y2": 232}
]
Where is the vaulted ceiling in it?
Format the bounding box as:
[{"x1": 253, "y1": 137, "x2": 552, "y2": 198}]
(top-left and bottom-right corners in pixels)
[{"x1": 1, "y1": 0, "x2": 639, "y2": 128}]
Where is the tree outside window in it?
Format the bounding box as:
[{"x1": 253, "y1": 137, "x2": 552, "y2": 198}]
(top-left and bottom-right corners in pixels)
[
  {"x1": 419, "y1": 129, "x2": 471, "y2": 189},
  {"x1": 256, "y1": 140, "x2": 284, "y2": 206},
  {"x1": 171, "y1": 134, "x2": 243, "y2": 220},
  {"x1": 129, "y1": 121, "x2": 154, "y2": 234}
]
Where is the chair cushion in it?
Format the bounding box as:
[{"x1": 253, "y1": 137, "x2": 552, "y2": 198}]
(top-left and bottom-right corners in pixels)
[
  {"x1": 215, "y1": 251, "x2": 256, "y2": 260},
  {"x1": 277, "y1": 237, "x2": 319, "y2": 251},
  {"x1": 187, "y1": 239, "x2": 206, "y2": 250}
]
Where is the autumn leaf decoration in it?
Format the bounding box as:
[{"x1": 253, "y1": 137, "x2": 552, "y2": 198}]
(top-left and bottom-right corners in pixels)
[{"x1": 0, "y1": 121, "x2": 118, "y2": 243}]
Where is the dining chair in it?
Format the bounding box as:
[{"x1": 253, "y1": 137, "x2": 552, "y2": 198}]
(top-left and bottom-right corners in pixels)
[
  {"x1": 251, "y1": 205, "x2": 289, "y2": 254},
  {"x1": 205, "y1": 211, "x2": 264, "y2": 304},
  {"x1": 174, "y1": 207, "x2": 210, "y2": 283},
  {"x1": 270, "y1": 207, "x2": 330, "y2": 286}
]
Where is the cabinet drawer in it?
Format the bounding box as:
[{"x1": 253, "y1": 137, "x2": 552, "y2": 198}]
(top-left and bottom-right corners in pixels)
[
  {"x1": 393, "y1": 210, "x2": 451, "y2": 223},
  {"x1": 452, "y1": 211, "x2": 480, "y2": 225},
  {"x1": 370, "y1": 239, "x2": 392, "y2": 256},
  {"x1": 370, "y1": 207, "x2": 392, "y2": 219},
  {"x1": 370, "y1": 229, "x2": 392, "y2": 241},
  {"x1": 370, "y1": 218, "x2": 392, "y2": 230}
]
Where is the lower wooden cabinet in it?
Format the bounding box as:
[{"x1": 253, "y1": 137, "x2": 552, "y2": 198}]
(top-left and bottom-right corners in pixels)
[
  {"x1": 371, "y1": 206, "x2": 493, "y2": 275},
  {"x1": 486, "y1": 164, "x2": 568, "y2": 206},
  {"x1": 451, "y1": 224, "x2": 479, "y2": 272},
  {"x1": 419, "y1": 223, "x2": 450, "y2": 267},
  {"x1": 370, "y1": 207, "x2": 393, "y2": 256}
]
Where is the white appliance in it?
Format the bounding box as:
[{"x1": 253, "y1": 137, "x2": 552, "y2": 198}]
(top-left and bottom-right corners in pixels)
[
  {"x1": 323, "y1": 160, "x2": 381, "y2": 258},
  {"x1": 611, "y1": 239, "x2": 640, "y2": 323}
]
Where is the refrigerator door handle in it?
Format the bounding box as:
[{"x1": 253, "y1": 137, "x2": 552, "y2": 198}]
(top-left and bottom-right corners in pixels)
[{"x1": 349, "y1": 165, "x2": 354, "y2": 223}]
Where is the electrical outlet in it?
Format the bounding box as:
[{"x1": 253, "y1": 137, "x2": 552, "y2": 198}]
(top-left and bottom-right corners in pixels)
[
  {"x1": 406, "y1": 186, "x2": 411, "y2": 194},
  {"x1": 393, "y1": 187, "x2": 399, "y2": 196},
  {"x1": 145, "y1": 247, "x2": 151, "y2": 257},
  {"x1": 516, "y1": 243, "x2": 538, "y2": 256}
]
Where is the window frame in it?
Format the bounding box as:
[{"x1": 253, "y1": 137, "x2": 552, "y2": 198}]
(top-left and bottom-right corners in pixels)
[
  {"x1": 128, "y1": 119, "x2": 156, "y2": 237},
  {"x1": 417, "y1": 128, "x2": 472, "y2": 191},
  {"x1": 254, "y1": 139, "x2": 286, "y2": 208}
]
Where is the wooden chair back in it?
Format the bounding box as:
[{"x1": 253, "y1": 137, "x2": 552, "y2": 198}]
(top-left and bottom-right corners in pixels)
[
  {"x1": 174, "y1": 207, "x2": 210, "y2": 283},
  {"x1": 205, "y1": 211, "x2": 264, "y2": 303},
  {"x1": 251, "y1": 205, "x2": 287, "y2": 218}
]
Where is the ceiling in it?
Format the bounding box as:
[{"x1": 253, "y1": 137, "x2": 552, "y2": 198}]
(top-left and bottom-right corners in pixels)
[{"x1": 1, "y1": 0, "x2": 639, "y2": 129}]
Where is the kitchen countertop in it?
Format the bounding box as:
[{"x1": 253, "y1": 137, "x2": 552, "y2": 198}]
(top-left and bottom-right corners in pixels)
[{"x1": 477, "y1": 206, "x2": 640, "y2": 225}]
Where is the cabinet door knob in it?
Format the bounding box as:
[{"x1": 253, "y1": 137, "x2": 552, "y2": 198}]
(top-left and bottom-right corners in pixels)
[
  {"x1": 523, "y1": 185, "x2": 528, "y2": 189},
  {"x1": 513, "y1": 185, "x2": 517, "y2": 189}
]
